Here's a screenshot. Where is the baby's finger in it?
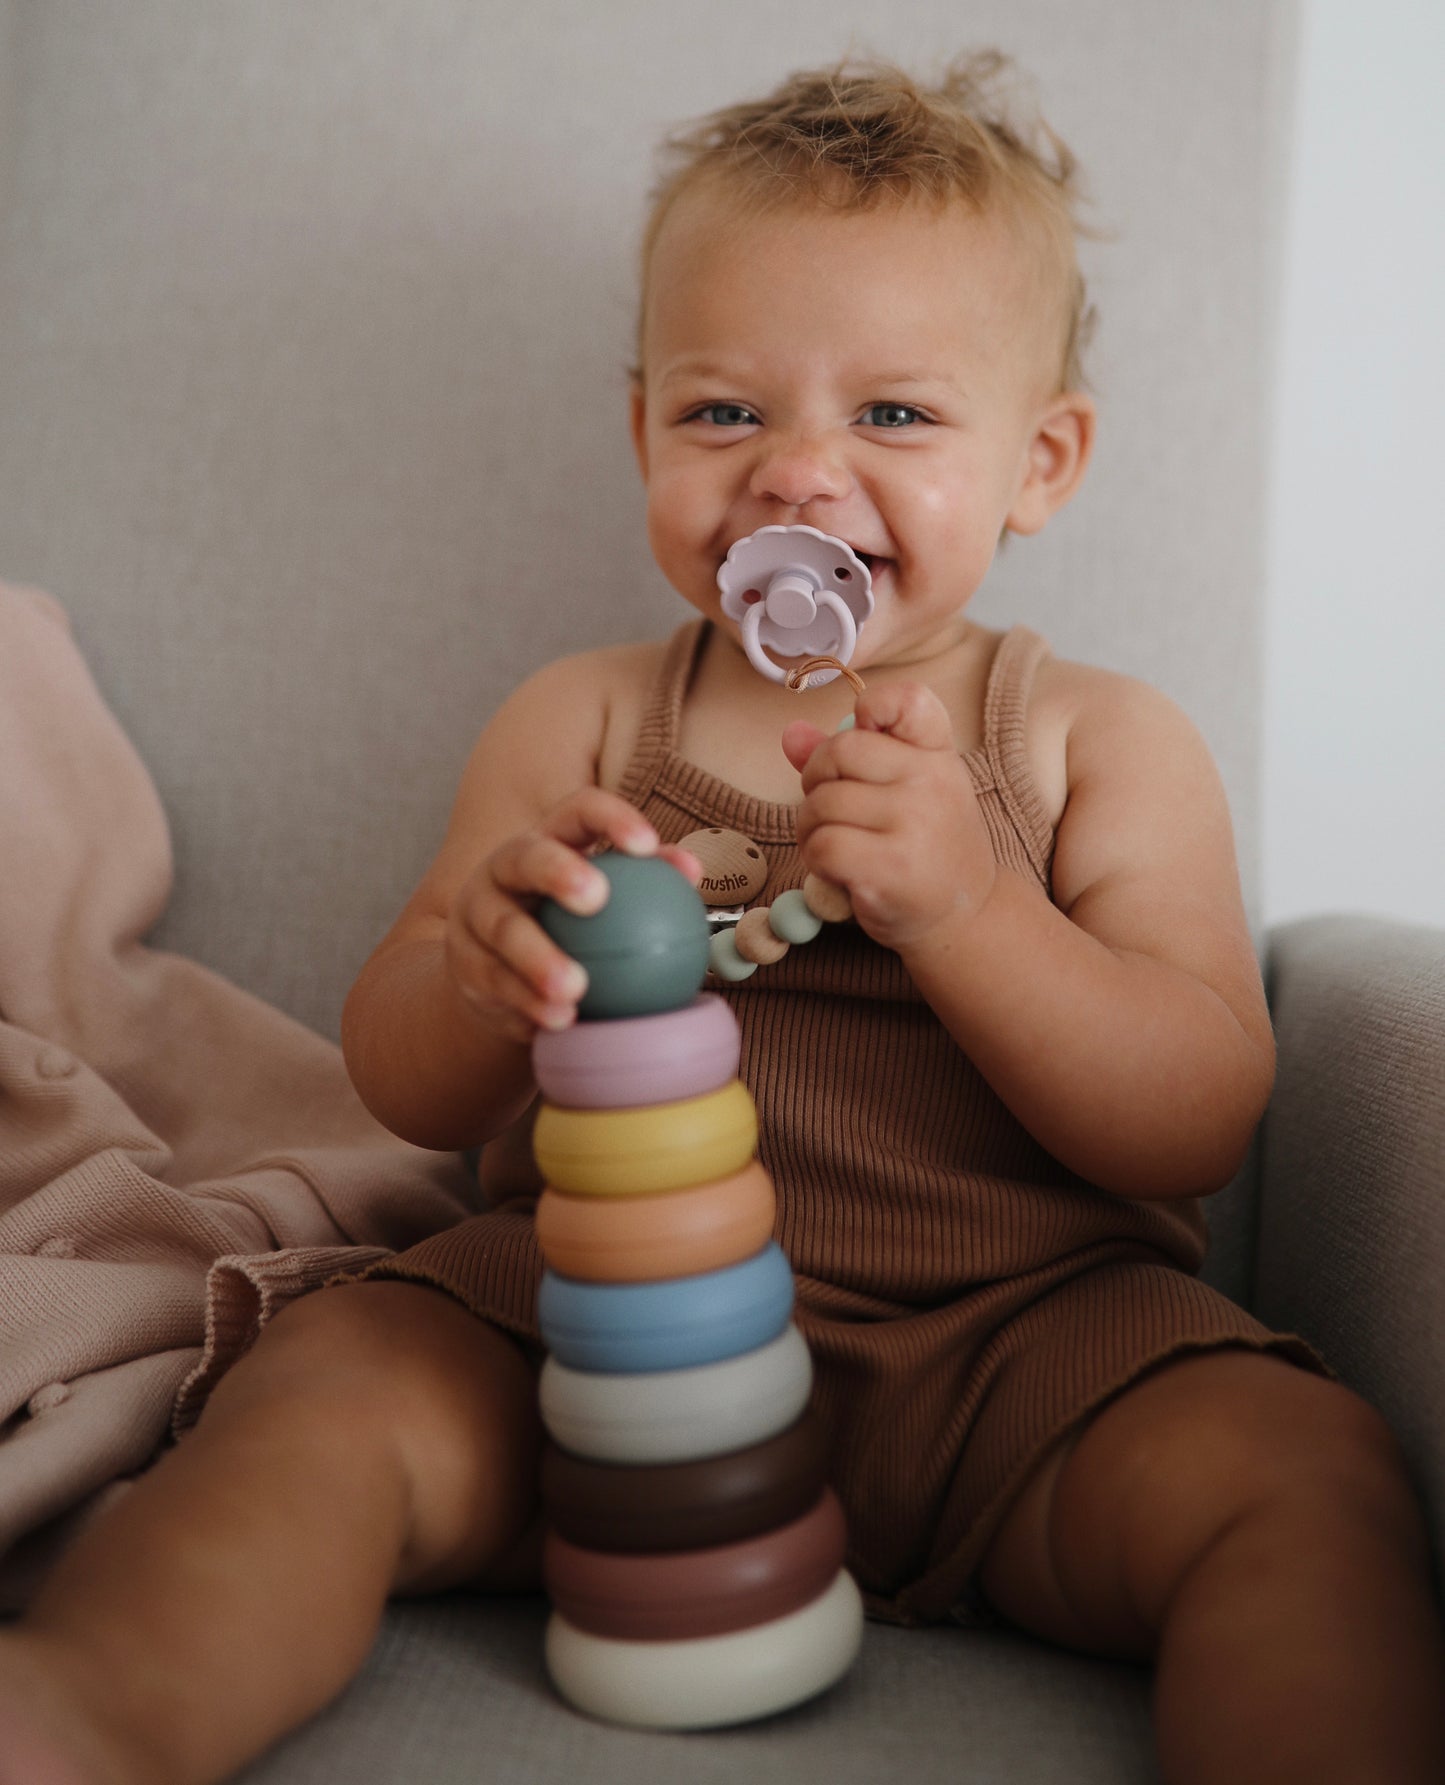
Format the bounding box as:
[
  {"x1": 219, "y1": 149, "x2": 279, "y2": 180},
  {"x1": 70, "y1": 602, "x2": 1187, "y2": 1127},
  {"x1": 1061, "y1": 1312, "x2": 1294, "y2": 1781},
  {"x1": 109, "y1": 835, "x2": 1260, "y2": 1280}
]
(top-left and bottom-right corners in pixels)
[
  {"x1": 796, "y1": 778, "x2": 897, "y2": 843},
  {"x1": 780, "y1": 720, "x2": 830, "y2": 775},
  {"x1": 450, "y1": 902, "x2": 586, "y2": 1024},
  {"x1": 452, "y1": 943, "x2": 577, "y2": 1042},
  {"x1": 795, "y1": 724, "x2": 913, "y2": 795},
  {"x1": 853, "y1": 680, "x2": 956, "y2": 752},
  {"x1": 659, "y1": 844, "x2": 703, "y2": 885},
  {"x1": 539, "y1": 787, "x2": 661, "y2": 860},
  {"x1": 486, "y1": 831, "x2": 611, "y2": 918}
]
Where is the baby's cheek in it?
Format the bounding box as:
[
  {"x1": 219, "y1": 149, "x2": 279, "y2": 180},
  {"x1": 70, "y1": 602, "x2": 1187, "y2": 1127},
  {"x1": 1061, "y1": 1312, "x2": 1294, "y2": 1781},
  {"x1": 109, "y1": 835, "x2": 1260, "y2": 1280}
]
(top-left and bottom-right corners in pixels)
[
  {"x1": 644, "y1": 484, "x2": 703, "y2": 588},
  {"x1": 647, "y1": 468, "x2": 709, "y2": 543}
]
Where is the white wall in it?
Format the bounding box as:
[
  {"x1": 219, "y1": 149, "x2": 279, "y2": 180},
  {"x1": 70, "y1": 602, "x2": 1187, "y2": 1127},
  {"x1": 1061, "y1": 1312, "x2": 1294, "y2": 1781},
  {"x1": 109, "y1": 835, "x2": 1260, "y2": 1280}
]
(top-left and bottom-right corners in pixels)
[{"x1": 1263, "y1": 0, "x2": 1445, "y2": 930}]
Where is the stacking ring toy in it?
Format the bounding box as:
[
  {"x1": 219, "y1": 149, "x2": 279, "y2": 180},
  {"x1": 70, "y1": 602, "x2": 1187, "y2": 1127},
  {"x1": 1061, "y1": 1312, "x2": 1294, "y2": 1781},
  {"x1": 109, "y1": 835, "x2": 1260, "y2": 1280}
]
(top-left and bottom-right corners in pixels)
[
  {"x1": 530, "y1": 824, "x2": 861, "y2": 1730},
  {"x1": 544, "y1": 1489, "x2": 846, "y2": 1640},
  {"x1": 537, "y1": 852, "x2": 710, "y2": 1020},
  {"x1": 538, "y1": 1242, "x2": 793, "y2": 1374},
  {"x1": 533, "y1": 1080, "x2": 758, "y2": 1197},
  {"x1": 532, "y1": 994, "x2": 741, "y2": 1109},
  {"x1": 541, "y1": 1410, "x2": 829, "y2": 1553},
  {"x1": 535, "y1": 1162, "x2": 776, "y2": 1284},
  {"x1": 544, "y1": 1568, "x2": 864, "y2": 1730},
  {"x1": 538, "y1": 1323, "x2": 813, "y2": 1465}
]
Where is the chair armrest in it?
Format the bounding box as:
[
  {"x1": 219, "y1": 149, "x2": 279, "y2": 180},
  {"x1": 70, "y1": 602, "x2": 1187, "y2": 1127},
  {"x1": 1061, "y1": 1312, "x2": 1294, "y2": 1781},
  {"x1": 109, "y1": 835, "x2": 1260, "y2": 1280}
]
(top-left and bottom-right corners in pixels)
[{"x1": 1256, "y1": 915, "x2": 1445, "y2": 1557}]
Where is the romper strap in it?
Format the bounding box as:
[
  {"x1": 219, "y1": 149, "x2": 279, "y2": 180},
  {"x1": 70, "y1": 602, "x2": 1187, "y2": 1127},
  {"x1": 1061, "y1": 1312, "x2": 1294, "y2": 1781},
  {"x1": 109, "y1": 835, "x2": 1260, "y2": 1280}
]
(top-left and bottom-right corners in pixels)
[
  {"x1": 617, "y1": 619, "x2": 709, "y2": 808},
  {"x1": 980, "y1": 626, "x2": 1055, "y2": 883}
]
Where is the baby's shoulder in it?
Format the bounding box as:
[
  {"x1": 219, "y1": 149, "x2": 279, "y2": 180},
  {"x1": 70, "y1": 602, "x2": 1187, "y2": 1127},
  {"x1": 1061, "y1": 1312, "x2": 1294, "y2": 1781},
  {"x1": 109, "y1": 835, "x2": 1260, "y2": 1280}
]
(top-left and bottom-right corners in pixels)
[
  {"x1": 1024, "y1": 650, "x2": 1207, "y2": 829},
  {"x1": 493, "y1": 638, "x2": 670, "y2": 795},
  {"x1": 492, "y1": 638, "x2": 662, "y2": 726}
]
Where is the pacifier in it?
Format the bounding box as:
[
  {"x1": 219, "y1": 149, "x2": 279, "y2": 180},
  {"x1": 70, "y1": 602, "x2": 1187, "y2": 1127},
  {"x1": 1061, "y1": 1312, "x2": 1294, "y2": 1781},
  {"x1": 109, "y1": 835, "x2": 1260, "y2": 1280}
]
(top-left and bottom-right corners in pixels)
[{"x1": 717, "y1": 526, "x2": 873, "y2": 687}]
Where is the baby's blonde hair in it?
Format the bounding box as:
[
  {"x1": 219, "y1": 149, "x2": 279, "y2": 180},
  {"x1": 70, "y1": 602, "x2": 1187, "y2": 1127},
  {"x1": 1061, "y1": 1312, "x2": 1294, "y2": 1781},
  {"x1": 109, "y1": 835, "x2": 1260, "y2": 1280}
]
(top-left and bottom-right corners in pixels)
[{"x1": 636, "y1": 52, "x2": 1096, "y2": 393}]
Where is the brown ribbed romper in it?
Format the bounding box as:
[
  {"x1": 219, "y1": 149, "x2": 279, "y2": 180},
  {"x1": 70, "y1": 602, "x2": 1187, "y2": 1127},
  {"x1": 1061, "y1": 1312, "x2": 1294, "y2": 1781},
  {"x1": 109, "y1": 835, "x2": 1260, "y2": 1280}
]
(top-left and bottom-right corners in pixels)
[{"x1": 366, "y1": 620, "x2": 1326, "y2": 1625}]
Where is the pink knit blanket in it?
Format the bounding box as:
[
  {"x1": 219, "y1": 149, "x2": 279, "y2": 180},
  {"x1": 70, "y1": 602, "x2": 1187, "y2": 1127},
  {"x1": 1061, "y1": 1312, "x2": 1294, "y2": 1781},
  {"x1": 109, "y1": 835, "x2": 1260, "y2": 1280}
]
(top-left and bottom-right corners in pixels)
[{"x1": 0, "y1": 584, "x2": 474, "y2": 1600}]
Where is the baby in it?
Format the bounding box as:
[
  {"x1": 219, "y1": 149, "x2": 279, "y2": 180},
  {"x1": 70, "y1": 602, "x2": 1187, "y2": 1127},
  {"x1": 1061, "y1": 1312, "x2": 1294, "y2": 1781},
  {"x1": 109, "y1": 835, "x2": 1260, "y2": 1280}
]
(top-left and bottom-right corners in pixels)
[{"x1": 2, "y1": 52, "x2": 1443, "y2": 1785}]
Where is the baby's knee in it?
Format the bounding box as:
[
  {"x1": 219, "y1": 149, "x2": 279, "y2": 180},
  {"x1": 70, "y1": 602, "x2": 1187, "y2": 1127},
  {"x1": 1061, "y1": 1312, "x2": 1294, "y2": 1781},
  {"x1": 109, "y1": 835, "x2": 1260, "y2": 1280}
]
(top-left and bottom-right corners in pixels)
[
  {"x1": 204, "y1": 1280, "x2": 534, "y2": 1451},
  {"x1": 1202, "y1": 1364, "x2": 1419, "y2": 1533},
  {"x1": 1266, "y1": 1375, "x2": 1431, "y2": 1561},
  {"x1": 1053, "y1": 1353, "x2": 1426, "y2": 1629}
]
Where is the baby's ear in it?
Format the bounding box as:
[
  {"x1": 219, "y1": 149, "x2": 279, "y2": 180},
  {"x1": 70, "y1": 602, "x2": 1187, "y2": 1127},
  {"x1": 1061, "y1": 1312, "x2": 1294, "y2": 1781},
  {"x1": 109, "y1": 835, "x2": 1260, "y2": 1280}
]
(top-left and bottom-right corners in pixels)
[{"x1": 1005, "y1": 390, "x2": 1096, "y2": 536}]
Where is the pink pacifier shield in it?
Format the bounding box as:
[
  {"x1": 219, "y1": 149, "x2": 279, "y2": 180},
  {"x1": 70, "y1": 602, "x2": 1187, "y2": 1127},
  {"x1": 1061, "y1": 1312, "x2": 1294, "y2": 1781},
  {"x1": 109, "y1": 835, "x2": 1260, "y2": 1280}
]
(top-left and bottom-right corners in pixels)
[{"x1": 717, "y1": 525, "x2": 873, "y2": 685}]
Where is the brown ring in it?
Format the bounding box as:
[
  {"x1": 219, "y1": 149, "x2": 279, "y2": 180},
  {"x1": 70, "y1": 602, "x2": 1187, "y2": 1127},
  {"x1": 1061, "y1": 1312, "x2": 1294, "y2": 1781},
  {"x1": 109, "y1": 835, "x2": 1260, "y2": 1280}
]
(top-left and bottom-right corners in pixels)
[{"x1": 541, "y1": 1408, "x2": 829, "y2": 1552}]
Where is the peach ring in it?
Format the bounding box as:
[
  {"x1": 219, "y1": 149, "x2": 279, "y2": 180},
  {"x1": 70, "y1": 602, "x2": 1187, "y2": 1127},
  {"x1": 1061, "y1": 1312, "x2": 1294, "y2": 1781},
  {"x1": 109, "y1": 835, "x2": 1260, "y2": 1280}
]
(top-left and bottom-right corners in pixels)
[{"x1": 534, "y1": 1162, "x2": 776, "y2": 1283}]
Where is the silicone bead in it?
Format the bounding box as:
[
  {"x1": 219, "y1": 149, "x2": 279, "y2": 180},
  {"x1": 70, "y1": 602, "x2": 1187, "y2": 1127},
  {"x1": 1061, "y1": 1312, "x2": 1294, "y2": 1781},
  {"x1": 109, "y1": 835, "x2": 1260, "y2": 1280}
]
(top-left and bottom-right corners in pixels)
[
  {"x1": 537, "y1": 853, "x2": 710, "y2": 1020},
  {"x1": 544, "y1": 1569, "x2": 864, "y2": 1730},
  {"x1": 540, "y1": 1410, "x2": 829, "y2": 1553},
  {"x1": 534, "y1": 1163, "x2": 776, "y2": 1284},
  {"x1": 537, "y1": 1243, "x2": 793, "y2": 1375},
  {"x1": 800, "y1": 873, "x2": 852, "y2": 924},
  {"x1": 533, "y1": 1080, "x2": 758, "y2": 1198},
  {"x1": 538, "y1": 1324, "x2": 813, "y2": 1465},
  {"x1": 532, "y1": 996, "x2": 740, "y2": 1109},
  {"x1": 733, "y1": 906, "x2": 790, "y2": 966},
  {"x1": 543, "y1": 1489, "x2": 846, "y2": 1641},
  {"x1": 708, "y1": 928, "x2": 757, "y2": 982},
  {"x1": 768, "y1": 889, "x2": 823, "y2": 945}
]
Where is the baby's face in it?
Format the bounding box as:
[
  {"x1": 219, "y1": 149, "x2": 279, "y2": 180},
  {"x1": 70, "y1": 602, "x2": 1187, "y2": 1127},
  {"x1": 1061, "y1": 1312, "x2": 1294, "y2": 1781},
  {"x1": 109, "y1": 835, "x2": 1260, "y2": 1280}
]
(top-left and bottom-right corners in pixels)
[{"x1": 631, "y1": 187, "x2": 1088, "y2": 674}]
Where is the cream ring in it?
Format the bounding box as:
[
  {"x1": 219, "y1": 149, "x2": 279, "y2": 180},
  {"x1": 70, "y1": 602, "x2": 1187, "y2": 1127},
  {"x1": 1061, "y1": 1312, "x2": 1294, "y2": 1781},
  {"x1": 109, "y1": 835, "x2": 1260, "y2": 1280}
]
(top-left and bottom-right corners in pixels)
[
  {"x1": 538, "y1": 1324, "x2": 812, "y2": 1465},
  {"x1": 544, "y1": 1568, "x2": 864, "y2": 1730}
]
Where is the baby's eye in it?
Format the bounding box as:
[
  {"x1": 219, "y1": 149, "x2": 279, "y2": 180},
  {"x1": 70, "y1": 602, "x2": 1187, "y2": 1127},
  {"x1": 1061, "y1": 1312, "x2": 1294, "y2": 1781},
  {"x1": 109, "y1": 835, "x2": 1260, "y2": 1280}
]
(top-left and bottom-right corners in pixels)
[
  {"x1": 861, "y1": 402, "x2": 925, "y2": 429},
  {"x1": 687, "y1": 402, "x2": 760, "y2": 428}
]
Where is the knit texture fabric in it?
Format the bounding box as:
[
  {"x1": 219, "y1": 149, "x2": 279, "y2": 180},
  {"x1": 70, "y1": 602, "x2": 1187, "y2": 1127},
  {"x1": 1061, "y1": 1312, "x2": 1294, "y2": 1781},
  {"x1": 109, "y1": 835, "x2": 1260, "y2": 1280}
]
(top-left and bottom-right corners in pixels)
[
  {"x1": 368, "y1": 620, "x2": 1327, "y2": 1623},
  {"x1": 0, "y1": 583, "x2": 475, "y2": 1600}
]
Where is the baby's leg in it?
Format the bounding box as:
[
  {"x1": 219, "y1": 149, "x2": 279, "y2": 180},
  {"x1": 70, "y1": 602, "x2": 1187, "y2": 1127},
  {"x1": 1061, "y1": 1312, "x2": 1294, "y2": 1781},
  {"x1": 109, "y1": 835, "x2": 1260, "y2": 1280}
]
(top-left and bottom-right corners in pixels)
[
  {"x1": 978, "y1": 1350, "x2": 1445, "y2": 1784},
  {"x1": 0, "y1": 1280, "x2": 541, "y2": 1785}
]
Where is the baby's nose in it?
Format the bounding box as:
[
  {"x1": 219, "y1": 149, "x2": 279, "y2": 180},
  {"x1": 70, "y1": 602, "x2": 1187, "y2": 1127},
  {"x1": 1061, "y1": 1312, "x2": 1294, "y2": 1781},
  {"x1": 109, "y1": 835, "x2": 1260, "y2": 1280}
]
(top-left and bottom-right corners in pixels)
[{"x1": 748, "y1": 434, "x2": 853, "y2": 507}]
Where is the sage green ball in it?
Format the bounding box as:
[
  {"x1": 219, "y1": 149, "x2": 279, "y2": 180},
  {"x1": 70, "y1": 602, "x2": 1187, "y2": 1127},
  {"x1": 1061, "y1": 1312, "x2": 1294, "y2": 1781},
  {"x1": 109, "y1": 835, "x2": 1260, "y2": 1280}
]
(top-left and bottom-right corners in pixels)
[{"x1": 537, "y1": 853, "x2": 711, "y2": 1020}]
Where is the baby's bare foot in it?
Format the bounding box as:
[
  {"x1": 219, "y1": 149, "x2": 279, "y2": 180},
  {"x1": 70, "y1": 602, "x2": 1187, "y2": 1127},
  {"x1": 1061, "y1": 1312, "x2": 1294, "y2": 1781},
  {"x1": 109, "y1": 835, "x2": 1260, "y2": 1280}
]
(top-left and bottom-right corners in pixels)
[{"x1": 0, "y1": 1632, "x2": 150, "y2": 1785}]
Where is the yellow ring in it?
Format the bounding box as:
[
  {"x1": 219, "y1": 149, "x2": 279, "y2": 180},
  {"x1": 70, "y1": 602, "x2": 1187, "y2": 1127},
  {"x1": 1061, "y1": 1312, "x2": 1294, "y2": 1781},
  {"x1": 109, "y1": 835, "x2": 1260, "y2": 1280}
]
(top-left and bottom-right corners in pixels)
[{"x1": 534, "y1": 1081, "x2": 758, "y2": 1197}]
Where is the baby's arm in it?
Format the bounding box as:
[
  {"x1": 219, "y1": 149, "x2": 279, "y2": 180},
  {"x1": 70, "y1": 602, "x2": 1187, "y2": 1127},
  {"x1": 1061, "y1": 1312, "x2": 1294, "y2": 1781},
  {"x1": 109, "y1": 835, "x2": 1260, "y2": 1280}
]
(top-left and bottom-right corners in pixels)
[
  {"x1": 787, "y1": 669, "x2": 1273, "y2": 1201},
  {"x1": 341, "y1": 650, "x2": 688, "y2": 1151}
]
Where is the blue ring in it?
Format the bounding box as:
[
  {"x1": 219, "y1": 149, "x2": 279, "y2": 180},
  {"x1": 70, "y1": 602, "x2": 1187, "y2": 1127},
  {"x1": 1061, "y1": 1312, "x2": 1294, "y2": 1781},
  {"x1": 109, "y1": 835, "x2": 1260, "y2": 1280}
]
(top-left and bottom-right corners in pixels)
[{"x1": 539, "y1": 1243, "x2": 793, "y2": 1375}]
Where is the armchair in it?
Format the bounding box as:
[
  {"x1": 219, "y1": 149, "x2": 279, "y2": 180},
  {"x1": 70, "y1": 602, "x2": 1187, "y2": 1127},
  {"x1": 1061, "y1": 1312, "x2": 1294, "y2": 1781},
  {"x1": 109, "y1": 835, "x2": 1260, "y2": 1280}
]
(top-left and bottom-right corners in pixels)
[{"x1": 0, "y1": 4, "x2": 1436, "y2": 1779}]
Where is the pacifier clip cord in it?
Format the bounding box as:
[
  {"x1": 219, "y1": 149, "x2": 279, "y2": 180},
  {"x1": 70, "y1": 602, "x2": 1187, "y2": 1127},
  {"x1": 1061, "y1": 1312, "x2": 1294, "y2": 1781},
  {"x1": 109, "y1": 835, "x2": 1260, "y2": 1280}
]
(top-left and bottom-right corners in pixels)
[{"x1": 708, "y1": 655, "x2": 861, "y2": 983}]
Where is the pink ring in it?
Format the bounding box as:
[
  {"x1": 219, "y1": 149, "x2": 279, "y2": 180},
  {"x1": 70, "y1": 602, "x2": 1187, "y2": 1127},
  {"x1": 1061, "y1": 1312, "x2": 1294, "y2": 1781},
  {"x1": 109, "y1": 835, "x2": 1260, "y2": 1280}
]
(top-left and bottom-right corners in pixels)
[
  {"x1": 533, "y1": 996, "x2": 740, "y2": 1109},
  {"x1": 544, "y1": 1489, "x2": 847, "y2": 1641}
]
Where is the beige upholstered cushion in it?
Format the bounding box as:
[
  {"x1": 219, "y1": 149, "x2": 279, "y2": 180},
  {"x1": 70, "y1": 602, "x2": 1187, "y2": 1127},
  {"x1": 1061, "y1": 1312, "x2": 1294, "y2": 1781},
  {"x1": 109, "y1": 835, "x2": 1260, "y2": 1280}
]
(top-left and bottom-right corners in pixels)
[{"x1": 0, "y1": 1, "x2": 1293, "y2": 1042}]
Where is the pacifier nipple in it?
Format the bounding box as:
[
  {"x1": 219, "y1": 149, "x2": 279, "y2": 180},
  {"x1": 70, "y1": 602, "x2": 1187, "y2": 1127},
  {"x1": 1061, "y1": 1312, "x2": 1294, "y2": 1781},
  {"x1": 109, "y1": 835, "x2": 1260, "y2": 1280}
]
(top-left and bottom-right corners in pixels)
[
  {"x1": 717, "y1": 526, "x2": 874, "y2": 687},
  {"x1": 763, "y1": 573, "x2": 818, "y2": 629}
]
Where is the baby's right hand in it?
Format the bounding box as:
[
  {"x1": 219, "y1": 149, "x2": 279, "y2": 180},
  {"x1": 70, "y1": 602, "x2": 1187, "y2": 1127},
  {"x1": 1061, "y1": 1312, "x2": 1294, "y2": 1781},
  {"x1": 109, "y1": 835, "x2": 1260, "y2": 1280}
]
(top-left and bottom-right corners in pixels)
[{"x1": 444, "y1": 790, "x2": 697, "y2": 1045}]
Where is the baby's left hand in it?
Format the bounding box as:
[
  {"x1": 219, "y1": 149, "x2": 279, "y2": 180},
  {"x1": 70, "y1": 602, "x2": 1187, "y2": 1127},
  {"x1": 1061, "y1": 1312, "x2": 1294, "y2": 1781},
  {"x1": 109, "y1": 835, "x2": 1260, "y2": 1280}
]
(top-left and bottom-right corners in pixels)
[{"x1": 781, "y1": 681, "x2": 997, "y2": 953}]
